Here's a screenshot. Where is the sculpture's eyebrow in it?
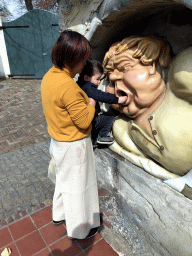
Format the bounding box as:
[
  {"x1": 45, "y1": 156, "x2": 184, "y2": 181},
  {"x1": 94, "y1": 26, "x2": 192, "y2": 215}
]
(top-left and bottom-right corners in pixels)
[
  {"x1": 113, "y1": 56, "x2": 131, "y2": 66},
  {"x1": 106, "y1": 60, "x2": 114, "y2": 71},
  {"x1": 106, "y1": 55, "x2": 131, "y2": 72},
  {"x1": 105, "y1": 65, "x2": 113, "y2": 72}
]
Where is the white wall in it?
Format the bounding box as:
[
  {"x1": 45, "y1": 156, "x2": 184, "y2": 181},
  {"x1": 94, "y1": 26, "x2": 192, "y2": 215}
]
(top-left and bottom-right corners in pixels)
[{"x1": 0, "y1": 13, "x2": 11, "y2": 78}]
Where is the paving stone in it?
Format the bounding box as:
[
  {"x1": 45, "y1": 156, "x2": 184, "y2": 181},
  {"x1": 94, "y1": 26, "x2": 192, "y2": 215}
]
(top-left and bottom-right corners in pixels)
[
  {"x1": 16, "y1": 207, "x2": 22, "y2": 212},
  {"x1": 0, "y1": 189, "x2": 8, "y2": 197},
  {"x1": 0, "y1": 80, "x2": 50, "y2": 154},
  {"x1": 40, "y1": 202, "x2": 46, "y2": 208},
  {"x1": 0, "y1": 140, "x2": 54, "y2": 221},
  {"x1": 13, "y1": 212, "x2": 21, "y2": 220},
  {"x1": 31, "y1": 199, "x2": 40, "y2": 206},
  {"x1": 0, "y1": 213, "x2": 7, "y2": 223},
  {"x1": 20, "y1": 209, "x2": 27, "y2": 217},
  {"x1": 7, "y1": 216, "x2": 14, "y2": 224},
  {"x1": 26, "y1": 206, "x2": 34, "y2": 215}
]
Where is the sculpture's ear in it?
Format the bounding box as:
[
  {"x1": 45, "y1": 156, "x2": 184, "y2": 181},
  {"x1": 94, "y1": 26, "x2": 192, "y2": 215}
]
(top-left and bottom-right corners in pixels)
[{"x1": 149, "y1": 63, "x2": 156, "y2": 75}]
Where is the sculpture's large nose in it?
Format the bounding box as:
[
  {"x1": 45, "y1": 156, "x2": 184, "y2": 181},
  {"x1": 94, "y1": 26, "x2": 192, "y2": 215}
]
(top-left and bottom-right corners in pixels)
[
  {"x1": 110, "y1": 69, "x2": 122, "y2": 81},
  {"x1": 110, "y1": 70, "x2": 128, "y2": 97}
]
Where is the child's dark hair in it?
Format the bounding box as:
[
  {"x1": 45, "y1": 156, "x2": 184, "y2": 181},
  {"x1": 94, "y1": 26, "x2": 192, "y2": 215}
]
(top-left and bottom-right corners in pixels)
[{"x1": 77, "y1": 59, "x2": 103, "y2": 87}]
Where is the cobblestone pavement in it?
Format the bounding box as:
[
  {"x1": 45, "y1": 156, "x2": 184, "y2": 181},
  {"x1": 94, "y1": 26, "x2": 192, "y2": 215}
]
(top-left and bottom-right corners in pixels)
[
  {"x1": 0, "y1": 79, "x2": 54, "y2": 225},
  {"x1": 0, "y1": 79, "x2": 50, "y2": 154}
]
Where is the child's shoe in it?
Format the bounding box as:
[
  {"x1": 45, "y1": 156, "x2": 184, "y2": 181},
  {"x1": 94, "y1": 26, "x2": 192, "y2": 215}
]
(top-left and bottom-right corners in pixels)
[{"x1": 96, "y1": 135, "x2": 115, "y2": 145}]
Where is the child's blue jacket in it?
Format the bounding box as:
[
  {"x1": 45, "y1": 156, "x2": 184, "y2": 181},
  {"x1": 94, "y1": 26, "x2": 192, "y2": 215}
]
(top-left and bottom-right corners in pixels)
[{"x1": 80, "y1": 81, "x2": 118, "y2": 116}]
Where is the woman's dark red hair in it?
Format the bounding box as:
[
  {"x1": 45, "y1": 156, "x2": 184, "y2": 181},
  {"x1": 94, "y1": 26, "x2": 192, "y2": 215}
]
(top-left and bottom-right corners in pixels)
[{"x1": 51, "y1": 30, "x2": 92, "y2": 69}]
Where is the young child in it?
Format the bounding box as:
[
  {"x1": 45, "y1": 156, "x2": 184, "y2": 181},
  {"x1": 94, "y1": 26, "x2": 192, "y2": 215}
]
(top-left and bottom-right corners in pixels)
[{"x1": 77, "y1": 59, "x2": 127, "y2": 145}]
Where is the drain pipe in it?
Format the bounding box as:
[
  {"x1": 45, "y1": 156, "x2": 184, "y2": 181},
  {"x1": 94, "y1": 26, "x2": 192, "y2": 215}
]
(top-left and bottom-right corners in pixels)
[{"x1": 84, "y1": 17, "x2": 102, "y2": 40}]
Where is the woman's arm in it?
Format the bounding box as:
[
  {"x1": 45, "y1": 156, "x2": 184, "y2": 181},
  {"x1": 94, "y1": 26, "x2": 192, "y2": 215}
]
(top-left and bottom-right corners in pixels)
[
  {"x1": 89, "y1": 97, "x2": 96, "y2": 107},
  {"x1": 63, "y1": 83, "x2": 95, "y2": 130}
]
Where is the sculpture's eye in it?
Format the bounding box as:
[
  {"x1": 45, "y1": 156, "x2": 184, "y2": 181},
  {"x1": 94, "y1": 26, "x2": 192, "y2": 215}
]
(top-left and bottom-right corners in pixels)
[
  {"x1": 121, "y1": 66, "x2": 130, "y2": 72},
  {"x1": 118, "y1": 66, "x2": 129, "y2": 73}
]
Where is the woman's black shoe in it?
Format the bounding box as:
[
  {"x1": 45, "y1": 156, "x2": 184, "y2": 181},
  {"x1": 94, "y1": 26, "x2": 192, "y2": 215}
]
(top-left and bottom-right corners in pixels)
[
  {"x1": 68, "y1": 227, "x2": 99, "y2": 240},
  {"x1": 53, "y1": 219, "x2": 65, "y2": 226},
  {"x1": 85, "y1": 227, "x2": 99, "y2": 239}
]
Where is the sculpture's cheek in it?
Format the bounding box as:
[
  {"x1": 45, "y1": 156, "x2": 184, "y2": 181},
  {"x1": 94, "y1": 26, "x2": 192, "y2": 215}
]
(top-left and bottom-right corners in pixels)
[{"x1": 123, "y1": 66, "x2": 149, "y2": 90}]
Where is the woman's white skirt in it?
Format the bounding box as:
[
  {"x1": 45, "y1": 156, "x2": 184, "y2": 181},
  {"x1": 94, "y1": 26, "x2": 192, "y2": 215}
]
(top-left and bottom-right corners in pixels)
[{"x1": 49, "y1": 134, "x2": 100, "y2": 239}]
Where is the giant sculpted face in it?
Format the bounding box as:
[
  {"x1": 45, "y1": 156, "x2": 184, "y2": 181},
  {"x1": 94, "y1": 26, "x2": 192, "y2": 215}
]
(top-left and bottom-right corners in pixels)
[
  {"x1": 103, "y1": 36, "x2": 170, "y2": 118},
  {"x1": 106, "y1": 48, "x2": 166, "y2": 118},
  {"x1": 103, "y1": 35, "x2": 192, "y2": 199}
]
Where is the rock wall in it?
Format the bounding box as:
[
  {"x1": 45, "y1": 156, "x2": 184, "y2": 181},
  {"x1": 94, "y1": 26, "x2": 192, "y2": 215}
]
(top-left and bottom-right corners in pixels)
[
  {"x1": 58, "y1": 0, "x2": 103, "y2": 34},
  {"x1": 58, "y1": 0, "x2": 192, "y2": 61}
]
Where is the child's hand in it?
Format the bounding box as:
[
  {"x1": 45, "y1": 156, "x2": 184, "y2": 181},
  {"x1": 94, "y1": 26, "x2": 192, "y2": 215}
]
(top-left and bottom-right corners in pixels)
[
  {"x1": 89, "y1": 98, "x2": 96, "y2": 107},
  {"x1": 118, "y1": 96, "x2": 128, "y2": 105}
]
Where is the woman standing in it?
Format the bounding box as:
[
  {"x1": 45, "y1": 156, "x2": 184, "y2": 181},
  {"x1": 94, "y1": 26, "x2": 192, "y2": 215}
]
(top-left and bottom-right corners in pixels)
[{"x1": 41, "y1": 30, "x2": 100, "y2": 239}]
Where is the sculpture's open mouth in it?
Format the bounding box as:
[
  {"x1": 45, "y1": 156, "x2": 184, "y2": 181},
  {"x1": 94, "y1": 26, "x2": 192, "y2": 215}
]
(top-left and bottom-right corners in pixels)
[
  {"x1": 115, "y1": 88, "x2": 128, "y2": 98},
  {"x1": 90, "y1": 1, "x2": 192, "y2": 64}
]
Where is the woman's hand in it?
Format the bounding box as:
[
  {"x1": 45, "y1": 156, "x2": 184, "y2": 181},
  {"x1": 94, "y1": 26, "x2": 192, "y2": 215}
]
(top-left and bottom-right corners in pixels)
[
  {"x1": 118, "y1": 96, "x2": 128, "y2": 105},
  {"x1": 89, "y1": 98, "x2": 96, "y2": 107}
]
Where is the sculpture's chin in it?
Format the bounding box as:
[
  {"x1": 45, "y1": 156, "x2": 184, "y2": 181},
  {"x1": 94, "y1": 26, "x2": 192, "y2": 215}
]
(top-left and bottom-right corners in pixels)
[
  {"x1": 118, "y1": 106, "x2": 139, "y2": 119},
  {"x1": 119, "y1": 108, "x2": 129, "y2": 117}
]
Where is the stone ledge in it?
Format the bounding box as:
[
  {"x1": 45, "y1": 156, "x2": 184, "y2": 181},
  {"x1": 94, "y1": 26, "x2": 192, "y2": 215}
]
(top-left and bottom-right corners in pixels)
[{"x1": 95, "y1": 148, "x2": 192, "y2": 256}]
